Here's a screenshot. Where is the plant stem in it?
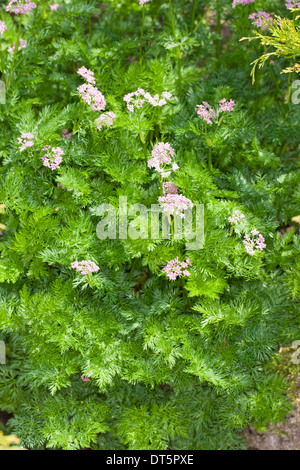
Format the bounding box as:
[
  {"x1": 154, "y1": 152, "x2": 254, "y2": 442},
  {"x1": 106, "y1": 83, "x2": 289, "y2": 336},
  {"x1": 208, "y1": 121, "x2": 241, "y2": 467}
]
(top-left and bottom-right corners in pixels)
[
  {"x1": 169, "y1": 0, "x2": 176, "y2": 38},
  {"x1": 169, "y1": 215, "x2": 174, "y2": 237},
  {"x1": 139, "y1": 5, "x2": 145, "y2": 64},
  {"x1": 6, "y1": 14, "x2": 22, "y2": 90},
  {"x1": 177, "y1": 55, "x2": 182, "y2": 96},
  {"x1": 41, "y1": 0, "x2": 46, "y2": 19},
  {"x1": 216, "y1": 6, "x2": 222, "y2": 59},
  {"x1": 208, "y1": 146, "x2": 212, "y2": 171},
  {"x1": 193, "y1": 7, "x2": 209, "y2": 34},
  {"x1": 159, "y1": 175, "x2": 164, "y2": 196},
  {"x1": 204, "y1": 122, "x2": 213, "y2": 171},
  {"x1": 89, "y1": 15, "x2": 92, "y2": 40},
  {"x1": 190, "y1": 0, "x2": 197, "y2": 32},
  {"x1": 169, "y1": 0, "x2": 182, "y2": 97}
]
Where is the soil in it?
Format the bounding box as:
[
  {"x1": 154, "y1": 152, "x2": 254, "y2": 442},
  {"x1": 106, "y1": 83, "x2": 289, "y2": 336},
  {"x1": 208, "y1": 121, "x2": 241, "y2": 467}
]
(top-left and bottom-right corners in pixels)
[
  {"x1": 243, "y1": 347, "x2": 300, "y2": 450},
  {"x1": 0, "y1": 410, "x2": 12, "y2": 427}
]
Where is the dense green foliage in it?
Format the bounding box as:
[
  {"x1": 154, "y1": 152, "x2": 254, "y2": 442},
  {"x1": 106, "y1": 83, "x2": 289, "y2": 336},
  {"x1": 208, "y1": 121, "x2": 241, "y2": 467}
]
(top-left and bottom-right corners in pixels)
[{"x1": 0, "y1": 0, "x2": 299, "y2": 450}]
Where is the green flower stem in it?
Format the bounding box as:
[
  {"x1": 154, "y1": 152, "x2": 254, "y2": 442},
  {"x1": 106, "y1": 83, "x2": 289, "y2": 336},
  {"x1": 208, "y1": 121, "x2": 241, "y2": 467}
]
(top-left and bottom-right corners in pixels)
[
  {"x1": 139, "y1": 5, "x2": 145, "y2": 64},
  {"x1": 169, "y1": 214, "x2": 174, "y2": 237},
  {"x1": 159, "y1": 175, "x2": 164, "y2": 196},
  {"x1": 216, "y1": 6, "x2": 222, "y2": 59},
  {"x1": 41, "y1": 0, "x2": 46, "y2": 19},
  {"x1": 6, "y1": 13, "x2": 22, "y2": 90},
  {"x1": 204, "y1": 122, "x2": 213, "y2": 171},
  {"x1": 179, "y1": 277, "x2": 191, "y2": 310},
  {"x1": 190, "y1": 0, "x2": 197, "y2": 32},
  {"x1": 208, "y1": 146, "x2": 212, "y2": 171},
  {"x1": 75, "y1": 100, "x2": 85, "y2": 130},
  {"x1": 193, "y1": 7, "x2": 209, "y2": 34},
  {"x1": 213, "y1": 114, "x2": 224, "y2": 139},
  {"x1": 169, "y1": 0, "x2": 176, "y2": 38},
  {"x1": 169, "y1": 0, "x2": 182, "y2": 97},
  {"x1": 89, "y1": 15, "x2": 92, "y2": 40},
  {"x1": 229, "y1": 225, "x2": 234, "y2": 236}
]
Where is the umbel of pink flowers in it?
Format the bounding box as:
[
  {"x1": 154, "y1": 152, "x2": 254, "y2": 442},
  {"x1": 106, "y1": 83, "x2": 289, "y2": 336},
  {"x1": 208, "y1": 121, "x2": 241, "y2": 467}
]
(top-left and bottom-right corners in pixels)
[
  {"x1": 42, "y1": 146, "x2": 64, "y2": 171},
  {"x1": 232, "y1": 0, "x2": 255, "y2": 8},
  {"x1": 96, "y1": 112, "x2": 116, "y2": 131},
  {"x1": 49, "y1": 3, "x2": 62, "y2": 10},
  {"x1": 0, "y1": 20, "x2": 7, "y2": 35},
  {"x1": 243, "y1": 230, "x2": 266, "y2": 255},
  {"x1": 78, "y1": 83, "x2": 106, "y2": 112},
  {"x1": 77, "y1": 66, "x2": 106, "y2": 112},
  {"x1": 77, "y1": 66, "x2": 116, "y2": 130},
  {"x1": 71, "y1": 260, "x2": 100, "y2": 275},
  {"x1": 18, "y1": 132, "x2": 34, "y2": 152},
  {"x1": 77, "y1": 66, "x2": 96, "y2": 84},
  {"x1": 163, "y1": 257, "x2": 192, "y2": 280},
  {"x1": 6, "y1": 0, "x2": 36, "y2": 14},
  {"x1": 147, "y1": 142, "x2": 179, "y2": 178},
  {"x1": 228, "y1": 210, "x2": 245, "y2": 225},
  {"x1": 195, "y1": 98, "x2": 235, "y2": 125},
  {"x1": 62, "y1": 128, "x2": 72, "y2": 139},
  {"x1": 249, "y1": 12, "x2": 272, "y2": 28},
  {"x1": 158, "y1": 182, "x2": 193, "y2": 219},
  {"x1": 124, "y1": 88, "x2": 172, "y2": 113},
  {"x1": 286, "y1": 1, "x2": 300, "y2": 9}
]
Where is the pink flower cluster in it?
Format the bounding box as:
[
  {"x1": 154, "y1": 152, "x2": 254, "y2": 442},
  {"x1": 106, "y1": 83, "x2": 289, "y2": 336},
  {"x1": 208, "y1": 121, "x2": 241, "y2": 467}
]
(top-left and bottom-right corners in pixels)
[
  {"x1": 249, "y1": 12, "x2": 272, "y2": 28},
  {"x1": 0, "y1": 20, "x2": 7, "y2": 35},
  {"x1": 124, "y1": 88, "x2": 172, "y2": 112},
  {"x1": 62, "y1": 128, "x2": 72, "y2": 139},
  {"x1": 18, "y1": 133, "x2": 34, "y2": 152},
  {"x1": 243, "y1": 229, "x2": 266, "y2": 255},
  {"x1": 71, "y1": 260, "x2": 100, "y2": 275},
  {"x1": 42, "y1": 146, "x2": 64, "y2": 170},
  {"x1": 49, "y1": 3, "x2": 61, "y2": 10},
  {"x1": 77, "y1": 66, "x2": 96, "y2": 85},
  {"x1": 158, "y1": 193, "x2": 194, "y2": 218},
  {"x1": 8, "y1": 38, "x2": 26, "y2": 53},
  {"x1": 77, "y1": 83, "x2": 106, "y2": 112},
  {"x1": 196, "y1": 98, "x2": 235, "y2": 125},
  {"x1": 163, "y1": 257, "x2": 192, "y2": 280},
  {"x1": 162, "y1": 181, "x2": 178, "y2": 195},
  {"x1": 219, "y1": 98, "x2": 235, "y2": 113},
  {"x1": 77, "y1": 66, "x2": 106, "y2": 112},
  {"x1": 228, "y1": 210, "x2": 245, "y2": 225},
  {"x1": 6, "y1": 0, "x2": 37, "y2": 15},
  {"x1": 147, "y1": 142, "x2": 179, "y2": 178},
  {"x1": 96, "y1": 112, "x2": 116, "y2": 131},
  {"x1": 139, "y1": 0, "x2": 150, "y2": 4},
  {"x1": 158, "y1": 182, "x2": 193, "y2": 218},
  {"x1": 195, "y1": 102, "x2": 216, "y2": 125},
  {"x1": 232, "y1": 0, "x2": 256, "y2": 8},
  {"x1": 286, "y1": 1, "x2": 300, "y2": 9}
]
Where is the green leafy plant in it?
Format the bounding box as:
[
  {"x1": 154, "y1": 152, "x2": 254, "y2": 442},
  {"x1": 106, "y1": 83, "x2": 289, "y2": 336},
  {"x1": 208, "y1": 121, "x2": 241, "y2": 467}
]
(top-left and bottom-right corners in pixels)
[{"x1": 0, "y1": 0, "x2": 299, "y2": 450}]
